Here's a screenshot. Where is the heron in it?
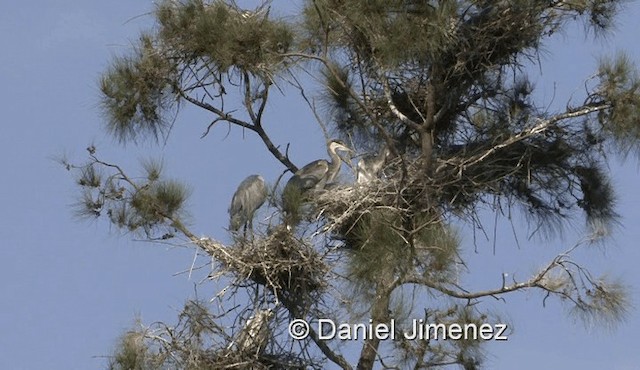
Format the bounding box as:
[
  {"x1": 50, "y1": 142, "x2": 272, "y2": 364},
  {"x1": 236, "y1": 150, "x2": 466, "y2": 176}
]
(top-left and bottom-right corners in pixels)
[
  {"x1": 282, "y1": 140, "x2": 353, "y2": 217},
  {"x1": 229, "y1": 174, "x2": 268, "y2": 233},
  {"x1": 230, "y1": 308, "x2": 274, "y2": 355},
  {"x1": 356, "y1": 145, "x2": 390, "y2": 184}
]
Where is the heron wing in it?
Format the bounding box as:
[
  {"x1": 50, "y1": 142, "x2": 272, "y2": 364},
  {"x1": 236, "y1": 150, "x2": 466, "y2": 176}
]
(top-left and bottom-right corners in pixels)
[
  {"x1": 295, "y1": 160, "x2": 329, "y2": 190},
  {"x1": 243, "y1": 175, "x2": 268, "y2": 210},
  {"x1": 229, "y1": 175, "x2": 267, "y2": 230}
]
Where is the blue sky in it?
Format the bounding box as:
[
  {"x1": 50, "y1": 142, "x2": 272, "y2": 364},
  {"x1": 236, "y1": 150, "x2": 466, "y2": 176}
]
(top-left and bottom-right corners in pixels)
[{"x1": 1, "y1": 1, "x2": 639, "y2": 369}]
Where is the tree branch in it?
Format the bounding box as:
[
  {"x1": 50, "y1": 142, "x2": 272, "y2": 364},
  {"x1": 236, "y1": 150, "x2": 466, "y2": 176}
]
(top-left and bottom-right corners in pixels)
[
  {"x1": 179, "y1": 90, "x2": 256, "y2": 130},
  {"x1": 461, "y1": 103, "x2": 611, "y2": 170},
  {"x1": 254, "y1": 124, "x2": 299, "y2": 173},
  {"x1": 179, "y1": 87, "x2": 298, "y2": 173},
  {"x1": 402, "y1": 238, "x2": 591, "y2": 300},
  {"x1": 284, "y1": 52, "x2": 398, "y2": 154},
  {"x1": 308, "y1": 326, "x2": 353, "y2": 370},
  {"x1": 381, "y1": 77, "x2": 422, "y2": 131},
  {"x1": 356, "y1": 274, "x2": 400, "y2": 370}
]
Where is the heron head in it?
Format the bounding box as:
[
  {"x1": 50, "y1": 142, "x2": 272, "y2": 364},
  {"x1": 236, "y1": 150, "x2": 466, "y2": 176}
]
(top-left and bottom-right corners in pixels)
[{"x1": 328, "y1": 140, "x2": 354, "y2": 154}]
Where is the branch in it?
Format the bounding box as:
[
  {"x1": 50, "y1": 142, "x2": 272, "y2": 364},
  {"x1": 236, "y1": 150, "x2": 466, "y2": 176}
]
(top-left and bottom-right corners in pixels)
[
  {"x1": 162, "y1": 213, "x2": 243, "y2": 272},
  {"x1": 356, "y1": 273, "x2": 400, "y2": 370},
  {"x1": 254, "y1": 124, "x2": 298, "y2": 173},
  {"x1": 243, "y1": 72, "x2": 259, "y2": 123},
  {"x1": 179, "y1": 87, "x2": 298, "y2": 173},
  {"x1": 241, "y1": 73, "x2": 298, "y2": 173},
  {"x1": 89, "y1": 152, "x2": 143, "y2": 193},
  {"x1": 307, "y1": 326, "x2": 353, "y2": 370},
  {"x1": 381, "y1": 77, "x2": 422, "y2": 131},
  {"x1": 462, "y1": 103, "x2": 610, "y2": 169},
  {"x1": 179, "y1": 90, "x2": 255, "y2": 130},
  {"x1": 402, "y1": 238, "x2": 590, "y2": 300},
  {"x1": 288, "y1": 70, "x2": 330, "y2": 143},
  {"x1": 255, "y1": 85, "x2": 269, "y2": 124},
  {"x1": 284, "y1": 52, "x2": 398, "y2": 153},
  {"x1": 278, "y1": 295, "x2": 352, "y2": 370}
]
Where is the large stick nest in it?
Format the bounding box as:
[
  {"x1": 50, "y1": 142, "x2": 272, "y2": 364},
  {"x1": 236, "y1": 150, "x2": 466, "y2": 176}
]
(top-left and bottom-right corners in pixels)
[
  {"x1": 221, "y1": 226, "x2": 329, "y2": 305},
  {"x1": 207, "y1": 349, "x2": 308, "y2": 370}
]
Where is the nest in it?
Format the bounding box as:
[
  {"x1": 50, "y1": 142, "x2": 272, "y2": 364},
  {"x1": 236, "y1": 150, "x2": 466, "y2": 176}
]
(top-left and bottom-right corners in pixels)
[
  {"x1": 195, "y1": 349, "x2": 308, "y2": 370},
  {"x1": 223, "y1": 226, "x2": 329, "y2": 305},
  {"x1": 314, "y1": 130, "x2": 584, "y2": 234},
  {"x1": 314, "y1": 179, "x2": 437, "y2": 243},
  {"x1": 315, "y1": 183, "x2": 395, "y2": 229}
]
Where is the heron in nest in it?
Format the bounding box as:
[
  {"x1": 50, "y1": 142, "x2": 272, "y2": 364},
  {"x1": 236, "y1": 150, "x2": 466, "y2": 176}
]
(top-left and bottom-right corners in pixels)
[
  {"x1": 282, "y1": 140, "x2": 353, "y2": 218},
  {"x1": 356, "y1": 145, "x2": 391, "y2": 184},
  {"x1": 229, "y1": 174, "x2": 268, "y2": 234},
  {"x1": 229, "y1": 308, "x2": 274, "y2": 356}
]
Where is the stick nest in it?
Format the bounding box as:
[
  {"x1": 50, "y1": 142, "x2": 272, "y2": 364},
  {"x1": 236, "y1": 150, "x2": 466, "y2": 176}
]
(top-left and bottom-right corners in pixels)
[{"x1": 223, "y1": 226, "x2": 329, "y2": 303}]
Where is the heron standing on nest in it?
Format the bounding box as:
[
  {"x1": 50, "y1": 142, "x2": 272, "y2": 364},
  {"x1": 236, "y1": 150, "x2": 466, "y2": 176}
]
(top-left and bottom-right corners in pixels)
[
  {"x1": 229, "y1": 174, "x2": 268, "y2": 234},
  {"x1": 282, "y1": 140, "x2": 353, "y2": 219}
]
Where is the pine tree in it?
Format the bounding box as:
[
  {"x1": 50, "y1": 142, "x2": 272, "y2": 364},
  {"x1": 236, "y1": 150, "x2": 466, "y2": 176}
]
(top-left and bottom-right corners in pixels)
[{"x1": 66, "y1": 1, "x2": 638, "y2": 369}]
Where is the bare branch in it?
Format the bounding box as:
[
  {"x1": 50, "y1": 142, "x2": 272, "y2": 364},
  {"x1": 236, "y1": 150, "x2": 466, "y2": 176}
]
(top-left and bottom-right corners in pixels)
[
  {"x1": 461, "y1": 103, "x2": 610, "y2": 170},
  {"x1": 307, "y1": 326, "x2": 353, "y2": 370},
  {"x1": 179, "y1": 90, "x2": 256, "y2": 130},
  {"x1": 401, "y1": 237, "x2": 594, "y2": 301},
  {"x1": 381, "y1": 77, "x2": 422, "y2": 131}
]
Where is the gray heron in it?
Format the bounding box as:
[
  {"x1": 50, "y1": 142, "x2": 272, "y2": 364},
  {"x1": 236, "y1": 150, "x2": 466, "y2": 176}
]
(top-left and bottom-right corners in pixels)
[
  {"x1": 229, "y1": 174, "x2": 268, "y2": 233},
  {"x1": 356, "y1": 145, "x2": 390, "y2": 184},
  {"x1": 282, "y1": 140, "x2": 353, "y2": 217},
  {"x1": 230, "y1": 308, "x2": 274, "y2": 355}
]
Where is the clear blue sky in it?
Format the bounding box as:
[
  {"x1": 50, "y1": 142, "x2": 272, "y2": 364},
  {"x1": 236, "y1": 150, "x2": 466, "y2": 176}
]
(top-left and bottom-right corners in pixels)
[{"x1": 1, "y1": 1, "x2": 638, "y2": 369}]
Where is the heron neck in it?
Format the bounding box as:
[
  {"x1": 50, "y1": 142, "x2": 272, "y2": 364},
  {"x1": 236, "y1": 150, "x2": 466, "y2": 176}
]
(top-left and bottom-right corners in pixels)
[{"x1": 327, "y1": 148, "x2": 342, "y2": 182}]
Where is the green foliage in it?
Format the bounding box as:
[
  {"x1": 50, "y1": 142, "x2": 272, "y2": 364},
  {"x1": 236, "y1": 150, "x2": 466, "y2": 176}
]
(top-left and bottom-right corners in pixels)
[
  {"x1": 304, "y1": 0, "x2": 459, "y2": 66},
  {"x1": 70, "y1": 152, "x2": 189, "y2": 237},
  {"x1": 322, "y1": 64, "x2": 355, "y2": 122},
  {"x1": 564, "y1": 0, "x2": 621, "y2": 32},
  {"x1": 76, "y1": 189, "x2": 104, "y2": 218},
  {"x1": 281, "y1": 185, "x2": 301, "y2": 223},
  {"x1": 392, "y1": 304, "x2": 497, "y2": 369},
  {"x1": 156, "y1": 0, "x2": 293, "y2": 72},
  {"x1": 100, "y1": 0, "x2": 294, "y2": 145},
  {"x1": 447, "y1": 306, "x2": 488, "y2": 369},
  {"x1": 100, "y1": 34, "x2": 177, "y2": 143},
  {"x1": 570, "y1": 278, "x2": 629, "y2": 329},
  {"x1": 142, "y1": 159, "x2": 163, "y2": 182},
  {"x1": 126, "y1": 179, "x2": 190, "y2": 231},
  {"x1": 346, "y1": 209, "x2": 411, "y2": 284},
  {"x1": 304, "y1": 0, "x2": 553, "y2": 69},
  {"x1": 418, "y1": 222, "x2": 460, "y2": 276},
  {"x1": 346, "y1": 210, "x2": 459, "y2": 286},
  {"x1": 596, "y1": 53, "x2": 640, "y2": 157},
  {"x1": 574, "y1": 164, "x2": 618, "y2": 232},
  {"x1": 77, "y1": 165, "x2": 102, "y2": 188},
  {"x1": 281, "y1": 183, "x2": 310, "y2": 227}
]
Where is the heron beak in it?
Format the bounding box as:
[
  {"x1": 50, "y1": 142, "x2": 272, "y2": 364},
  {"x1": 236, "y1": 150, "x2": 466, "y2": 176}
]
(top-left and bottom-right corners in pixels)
[{"x1": 339, "y1": 148, "x2": 355, "y2": 170}]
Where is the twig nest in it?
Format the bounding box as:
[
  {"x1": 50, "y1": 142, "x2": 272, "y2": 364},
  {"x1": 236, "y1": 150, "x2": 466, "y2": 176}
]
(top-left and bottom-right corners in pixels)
[{"x1": 226, "y1": 226, "x2": 328, "y2": 301}]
